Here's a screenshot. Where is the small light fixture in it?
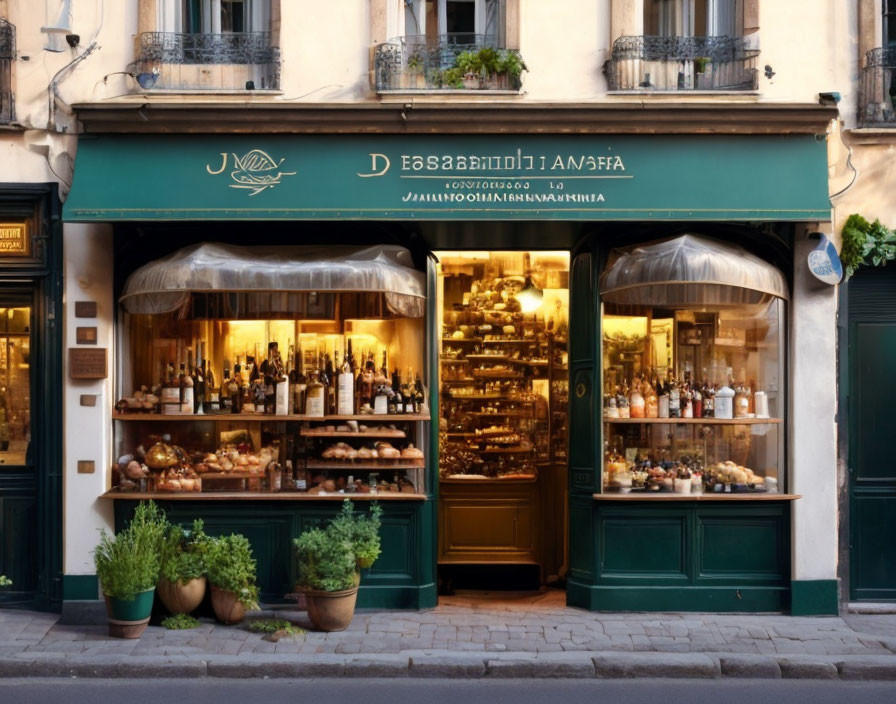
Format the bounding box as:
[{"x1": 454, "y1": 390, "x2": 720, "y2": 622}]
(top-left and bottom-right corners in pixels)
[{"x1": 516, "y1": 274, "x2": 543, "y2": 314}]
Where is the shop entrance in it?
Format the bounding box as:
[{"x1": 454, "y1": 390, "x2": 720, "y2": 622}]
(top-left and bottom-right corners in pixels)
[
  {"x1": 434, "y1": 251, "x2": 569, "y2": 596},
  {"x1": 0, "y1": 292, "x2": 36, "y2": 603}
]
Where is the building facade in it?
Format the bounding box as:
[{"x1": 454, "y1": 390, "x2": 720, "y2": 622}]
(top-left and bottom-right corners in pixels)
[{"x1": 0, "y1": 0, "x2": 866, "y2": 615}]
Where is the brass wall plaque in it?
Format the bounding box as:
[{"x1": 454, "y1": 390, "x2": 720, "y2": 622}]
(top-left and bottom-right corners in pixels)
[
  {"x1": 80, "y1": 394, "x2": 97, "y2": 407},
  {"x1": 69, "y1": 348, "x2": 107, "y2": 379},
  {"x1": 75, "y1": 301, "x2": 97, "y2": 318},
  {"x1": 77, "y1": 461, "x2": 96, "y2": 474},
  {"x1": 76, "y1": 326, "x2": 98, "y2": 345},
  {"x1": 0, "y1": 222, "x2": 29, "y2": 257}
]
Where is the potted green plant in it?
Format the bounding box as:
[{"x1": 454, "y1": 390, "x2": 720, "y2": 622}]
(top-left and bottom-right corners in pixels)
[
  {"x1": 293, "y1": 500, "x2": 382, "y2": 631},
  {"x1": 495, "y1": 50, "x2": 527, "y2": 90},
  {"x1": 93, "y1": 501, "x2": 168, "y2": 638},
  {"x1": 157, "y1": 519, "x2": 210, "y2": 615},
  {"x1": 205, "y1": 533, "x2": 259, "y2": 624},
  {"x1": 456, "y1": 50, "x2": 482, "y2": 89},
  {"x1": 0, "y1": 575, "x2": 10, "y2": 588}
]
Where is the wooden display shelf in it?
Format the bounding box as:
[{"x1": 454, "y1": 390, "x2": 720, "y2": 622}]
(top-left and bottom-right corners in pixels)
[
  {"x1": 481, "y1": 338, "x2": 537, "y2": 345},
  {"x1": 448, "y1": 393, "x2": 508, "y2": 400},
  {"x1": 465, "y1": 354, "x2": 509, "y2": 362},
  {"x1": 603, "y1": 417, "x2": 782, "y2": 425},
  {"x1": 442, "y1": 378, "x2": 478, "y2": 385},
  {"x1": 440, "y1": 476, "x2": 537, "y2": 484},
  {"x1": 306, "y1": 461, "x2": 425, "y2": 471},
  {"x1": 439, "y1": 358, "x2": 469, "y2": 364},
  {"x1": 472, "y1": 371, "x2": 524, "y2": 379},
  {"x1": 442, "y1": 337, "x2": 483, "y2": 344},
  {"x1": 593, "y1": 493, "x2": 800, "y2": 502},
  {"x1": 476, "y1": 446, "x2": 534, "y2": 454},
  {"x1": 301, "y1": 429, "x2": 406, "y2": 438},
  {"x1": 101, "y1": 490, "x2": 426, "y2": 501},
  {"x1": 113, "y1": 412, "x2": 430, "y2": 422},
  {"x1": 468, "y1": 410, "x2": 532, "y2": 417}
]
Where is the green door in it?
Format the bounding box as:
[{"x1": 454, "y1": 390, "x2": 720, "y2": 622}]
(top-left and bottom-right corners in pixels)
[
  {"x1": 848, "y1": 266, "x2": 896, "y2": 601},
  {"x1": 0, "y1": 291, "x2": 37, "y2": 604}
]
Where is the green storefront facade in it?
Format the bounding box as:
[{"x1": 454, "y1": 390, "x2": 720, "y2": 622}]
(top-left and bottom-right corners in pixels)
[{"x1": 62, "y1": 114, "x2": 837, "y2": 614}]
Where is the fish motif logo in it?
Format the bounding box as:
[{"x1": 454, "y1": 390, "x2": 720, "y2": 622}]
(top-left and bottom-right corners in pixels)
[{"x1": 206, "y1": 150, "x2": 296, "y2": 196}]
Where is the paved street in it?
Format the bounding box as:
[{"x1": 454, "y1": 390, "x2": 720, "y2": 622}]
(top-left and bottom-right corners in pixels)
[
  {"x1": 2, "y1": 678, "x2": 896, "y2": 704},
  {"x1": 2, "y1": 591, "x2": 896, "y2": 679}
]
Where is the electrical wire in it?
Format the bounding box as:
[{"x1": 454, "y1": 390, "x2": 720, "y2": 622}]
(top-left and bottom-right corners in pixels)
[{"x1": 830, "y1": 140, "x2": 858, "y2": 200}]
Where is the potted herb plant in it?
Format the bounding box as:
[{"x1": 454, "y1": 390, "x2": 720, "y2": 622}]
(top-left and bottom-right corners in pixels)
[
  {"x1": 0, "y1": 575, "x2": 10, "y2": 588},
  {"x1": 157, "y1": 519, "x2": 210, "y2": 615},
  {"x1": 455, "y1": 50, "x2": 482, "y2": 89},
  {"x1": 93, "y1": 501, "x2": 168, "y2": 638},
  {"x1": 205, "y1": 533, "x2": 259, "y2": 625},
  {"x1": 293, "y1": 500, "x2": 382, "y2": 631},
  {"x1": 495, "y1": 50, "x2": 527, "y2": 90}
]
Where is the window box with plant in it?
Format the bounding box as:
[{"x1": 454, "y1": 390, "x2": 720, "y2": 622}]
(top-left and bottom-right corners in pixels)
[
  {"x1": 157, "y1": 519, "x2": 211, "y2": 615},
  {"x1": 206, "y1": 533, "x2": 259, "y2": 625},
  {"x1": 293, "y1": 500, "x2": 382, "y2": 632},
  {"x1": 841, "y1": 214, "x2": 896, "y2": 278},
  {"x1": 93, "y1": 501, "x2": 168, "y2": 638}
]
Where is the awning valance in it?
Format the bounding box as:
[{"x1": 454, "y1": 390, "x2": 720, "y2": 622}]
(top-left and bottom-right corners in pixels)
[
  {"x1": 599, "y1": 234, "x2": 789, "y2": 307},
  {"x1": 120, "y1": 243, "x2": 426, "y2": 317}
]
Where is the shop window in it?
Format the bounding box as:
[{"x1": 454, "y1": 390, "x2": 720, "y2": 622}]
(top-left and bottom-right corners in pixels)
[
  {"x1": 599, "y1": 235, "x2": 786, "y2": 498},
  {"x1": 134, "y1": 0, "x2": 279, "y2": 90},
  {"x1": 0, "y1": 306, "x2": 30, "y2": 468},
  {"x1": 111, "y1": 244, "x2": 427, "y2": 500}
]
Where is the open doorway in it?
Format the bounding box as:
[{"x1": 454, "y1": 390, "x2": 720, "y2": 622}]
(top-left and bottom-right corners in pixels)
[{"x1": 435, "y1": 250, "x2": 569, "y2": 600}]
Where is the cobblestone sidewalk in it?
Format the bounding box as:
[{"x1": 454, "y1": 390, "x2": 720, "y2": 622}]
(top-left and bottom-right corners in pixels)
[{"x1": 2, "y1": 592, "x2": 896, "y2": 679}]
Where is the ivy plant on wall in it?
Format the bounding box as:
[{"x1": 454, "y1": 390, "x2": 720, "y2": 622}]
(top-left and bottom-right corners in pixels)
[{"x1": 841, "y1": 214, "x2": 896, "y2": 278}]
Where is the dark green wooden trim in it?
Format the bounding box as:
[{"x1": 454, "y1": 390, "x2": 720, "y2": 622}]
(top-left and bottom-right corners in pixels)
[
  {"x1": 63, "y1": 575, "x2": 100, "y2": 601},
  {"x1": 791, "y1": 580, "x2": 839, "y2": 615},
  {"x1": 567, "y1": 584, "x2": 789, "y2": 612},
  {"x1": 424, "y1": 256, "x2": 439, "y2": 608},
  {"x1": 357, "y1": 583, "x2": 437, "y2": 610},
  {"x1": 0, "y1": 183, "x2": 64, "y2": 612}
]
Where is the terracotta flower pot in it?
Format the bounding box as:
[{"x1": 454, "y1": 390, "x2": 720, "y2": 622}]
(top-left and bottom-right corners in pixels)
[
  {"x1": 210, "y1": 585, "x2": 247, "y2": 624},
  {"x1": 303, "y1": 586, "x2": 359, "y2": 632},
  {"x1": 157, "y1": 576, "x2": 206, "y2": 614}
]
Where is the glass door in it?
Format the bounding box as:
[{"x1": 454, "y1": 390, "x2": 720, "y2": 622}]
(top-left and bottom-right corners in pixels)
[{"x1": 0, "y1": 303, "x2": 31, "y2": 467}]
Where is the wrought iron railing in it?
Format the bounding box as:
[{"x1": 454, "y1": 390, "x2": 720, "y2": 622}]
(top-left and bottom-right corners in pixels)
[
  {"x1": 374, "y1": 34, "x2": 523, "y2": 91},
  {"x1": 132, "y1": 31, "x2": 280, "y2": 91},
  {"x1": 0, "y1": 18, "x2": 15, "y2": 123},
  {"x1": 605, "y1": 35, "x2": 758, "y2": 91},
  {"x1": 859, "y1": 47, "x2": 896, "y2": 126}
]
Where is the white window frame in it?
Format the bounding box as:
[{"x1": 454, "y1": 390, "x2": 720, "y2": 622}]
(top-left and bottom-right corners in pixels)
[{"x1": 158, "y1": 0, "x2": 270, "y2": 34}]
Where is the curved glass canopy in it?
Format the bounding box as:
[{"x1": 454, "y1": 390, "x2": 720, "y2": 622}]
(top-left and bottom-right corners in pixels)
[
  {"x1": 120, "y1": 243, "x2": 427, "y2": 318},
  {"x1": 599, "y1": 234, "x2": 789, "y2": 308}
]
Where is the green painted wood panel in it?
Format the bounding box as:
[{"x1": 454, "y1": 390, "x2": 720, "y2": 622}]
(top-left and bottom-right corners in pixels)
[
  {"x1": 113, "y1": 499, "x2": 432, "y2": 609},
  {"x1": 848, "y1": 267, "x2": 896, "y2": 602},
  {"x1": 697, "y1": 517, "x2": 784, "y2": 579},
  {"x1": 600, "y1": 515, "x2": 687, "y2": 578}
]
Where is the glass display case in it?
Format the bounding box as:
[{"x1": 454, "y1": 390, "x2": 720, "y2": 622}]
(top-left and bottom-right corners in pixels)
[
  {"x1": 599, "y1": 235, "x2": 787, "y2": 497},
  {"x1": 110, "y1": 244, "x2": 428, "y2": 499},
  {"x1": 436, "y1": 251, "x2": 570, "y2": 481}
]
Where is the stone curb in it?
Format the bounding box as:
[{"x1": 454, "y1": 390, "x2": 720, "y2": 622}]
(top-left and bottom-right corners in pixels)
[
  {"x1": 1, "y1": 652, "x2": 896, "y2": 680},
  {"x1": 593, "y1": 653, "x2": 720, "y2": 679},
  {"x1": 719, "y1": 655, "x2": 781, "y2": 679}
]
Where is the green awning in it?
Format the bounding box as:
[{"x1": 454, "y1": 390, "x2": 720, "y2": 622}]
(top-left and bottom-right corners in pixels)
[{"x1": 64, "y1": 134, "x2": 831, "y2": 222}]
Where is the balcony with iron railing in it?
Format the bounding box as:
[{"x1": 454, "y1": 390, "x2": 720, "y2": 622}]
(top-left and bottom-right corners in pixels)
[
  {"x1": 604, "y1": 35, "x2": 758, "y2": 92},
  {"x1": 131, "y1": 31, "x2": 280, "y2": 91},
  {"x1": 1, "y1": 18, "x2": 14, "y2": 123},
  {"x1": 374, "y1": 34, "x2": 525, "y2": 92},
  {"x1": 859, "y1": 47, "x2": 896, "y2": 127}
]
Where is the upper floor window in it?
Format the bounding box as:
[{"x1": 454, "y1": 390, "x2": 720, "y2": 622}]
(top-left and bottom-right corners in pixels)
[
  {"x1": 404, "y1": 0, "x2": 505, "y2": 45},
  {"x1": 376, "y1": 0, "x2": 524, "y2": 92},
  {"x1": 645, "y1": 0, "x2": 742, "y2": 38},
  {"x1": 166, "y1": 0, "x2": 270, "y2": 34},
  {"x1": 0, "y1": 18, "x2": 13, "y2": 124},
  {"x1": 885, "y1": 0, "x2": 896, "y2": 46},
  {"x1": 133, "y1": 0, "x2": 279, "y2": 91}
]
